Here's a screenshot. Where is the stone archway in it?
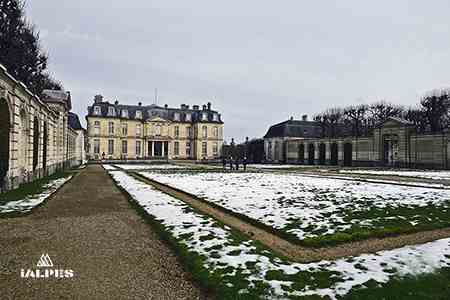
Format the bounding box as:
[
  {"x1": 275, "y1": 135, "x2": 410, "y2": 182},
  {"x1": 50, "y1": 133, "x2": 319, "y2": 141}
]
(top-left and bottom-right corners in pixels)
[
  {"x1": 298, "y1": 144, "x2": 304, "y2": 163},
  {"x1": 344, "y1": 142, "x2": 352, "y2": 167},
  {"x1": 33, "y1": 116, "x2": 39, "y2": 170},
  {"x1": 330, "y1": 142, "x2": 338, "y2": 165},
  {"x1": 318, "y1": 143, "x2": 326, "y2": 165},
  {"x1": 308, "y1": 143, "x2": 315, "y2": 165},
  {"x1": 0, "y1": 99, "x2": 11, "y2": 187}
]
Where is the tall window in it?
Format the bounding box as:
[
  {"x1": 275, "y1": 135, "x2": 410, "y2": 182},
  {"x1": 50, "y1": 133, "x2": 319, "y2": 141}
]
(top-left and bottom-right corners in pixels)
[
  {"x1": 94, "y1": 139, "x2": 100, "y2": 154},
  {"x1": 108, "y1": 139, "x2": 114, "y2": 154},
  {"x1": 213, "y1": 113, "x2": 219, "y2": 121},
  {"x1": 122, "y1": 123, "x2": 128, "y2": 136},
  {"x1": 174, "y1": 141, "x2": 179, "y2": 155},
  {"x1": 186, "y1": 126, "x2": 192, "y2": 138},
  {"x1": 202, "y1": 126, "x2": 207, "y2": 139},
  {"x1": 108, "y1": 122, "x2": 114, "y2": 135},
  {"x1": 186, "y1": 142, "x2": 191, "y2": 157},
  {"x1": 174, "y1": 126, "x2": 179, "y2": 138},
  {"x1": 213, "y1": 142, "x2": 218, "y2": 156},
  {"x1": 107, "y1": 106, "x2": 115, "y2": 116},
  {"x1": 94, "y1": 121, "x2": 100, "y2": 135},
  {"x1": 122, "y1": 140, "x2": 128, "y2": 154},
  {"x1": 135, "y1": 110, "x2": 142, "y2": 119},
  {"x1": 213, "y1": 126, "x2": 218, "y2": 137},
  {"x1": 155, "y1": 125, "x2": 161, "y2": 136},
  {"x1": 202, "y1": 142, "x2": 207, "y2": 156},
  {"x1": 136, "y1": 141, "x2": 141, "y2": 156},
  {"x1": 136, "y1": 124, "x2": 141, "y2": 137}
]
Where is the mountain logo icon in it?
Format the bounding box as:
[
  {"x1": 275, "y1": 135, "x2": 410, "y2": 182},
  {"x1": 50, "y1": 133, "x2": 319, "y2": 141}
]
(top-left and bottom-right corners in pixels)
[{"x1": 36, "y1": 254, "x2": 54, "y2": 268}]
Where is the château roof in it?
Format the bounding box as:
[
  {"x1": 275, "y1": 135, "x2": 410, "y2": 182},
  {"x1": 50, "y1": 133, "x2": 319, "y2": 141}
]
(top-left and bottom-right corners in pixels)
[{"x1": 264, "y1": 119, "x2": 322, "y2": 139}]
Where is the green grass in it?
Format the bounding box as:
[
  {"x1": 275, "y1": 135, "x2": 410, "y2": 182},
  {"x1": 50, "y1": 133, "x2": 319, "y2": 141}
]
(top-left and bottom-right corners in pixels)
[{"x1": 0, "y1": 171, "x2": 73, "y2": 217}]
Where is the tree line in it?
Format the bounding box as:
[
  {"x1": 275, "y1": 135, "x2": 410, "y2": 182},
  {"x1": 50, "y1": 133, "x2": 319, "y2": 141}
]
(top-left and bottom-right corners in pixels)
[
  {"x1": 0, "y1": 0, "x2": 62, "y2": 95},
  {"x1": 313, "y1": 90, "x2": 450, "y2": 138}
]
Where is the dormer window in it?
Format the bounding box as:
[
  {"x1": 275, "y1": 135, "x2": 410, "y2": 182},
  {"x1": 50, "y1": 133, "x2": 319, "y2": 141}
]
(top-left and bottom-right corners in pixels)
[
  {"x1": 185, "y1": 113, "x2": 191, "y2": 122},
  {"x1": 202, "y1": 112, "x2": 208, "y2": 121},
  {"x1": 107, "y1": 106, "x2": 115, "y2": 116},
  {"x1": 174, "y1": 112, "x2": 180, "y2": 121},
  {"x1": 213, "y1": 113, "x2": 219, "y2": 121},
  {"x1": 121, "y1": 109, "x2": 128, "y2": 118},
  {"x1": 94, "y1": 106, "x2": 101, "y2": 115},
  {"x1": 135, "y1": 110, "x2": 142, "y2": 119}
]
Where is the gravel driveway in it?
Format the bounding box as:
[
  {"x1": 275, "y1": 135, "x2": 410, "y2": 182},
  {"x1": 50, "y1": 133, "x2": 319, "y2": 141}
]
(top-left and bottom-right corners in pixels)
[{"x1": 0, "y1": 165, "x2": 207, "y2": 300}]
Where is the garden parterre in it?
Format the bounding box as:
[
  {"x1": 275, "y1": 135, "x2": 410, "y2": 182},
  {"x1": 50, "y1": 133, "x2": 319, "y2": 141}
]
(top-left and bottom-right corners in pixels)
[
  {"x1": 109, "y1": 170, "x2": 450, "y2": 300},
  {"x1": 139, "y1": 171, "x2": 450, "y2": 246}
]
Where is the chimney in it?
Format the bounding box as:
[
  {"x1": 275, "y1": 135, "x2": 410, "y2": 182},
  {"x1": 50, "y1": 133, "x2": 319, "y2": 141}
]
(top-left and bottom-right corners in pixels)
[
  {"x1": 164, "y1": 104, "x2": 168, "y2": 109},
  {"x1": 138, "y1": 102, "x2": 142, "y2": 106},
  {"x1": 207, "y1": 102, "x2": 211, "y2": 110},
  {"x1": 290, "y1": 116, "x2": 294, "y2": 121},
  {"x1": 114, "y1": 100, "x2": 119, "y2": 105},
  {"x1": 186, "y1": 105, "x2": 190, "y2": 109},
  {"x1": 193, "y1": 105, "x2": 199, "y2": 110},
  {"x1": 202, "y1": 104, "x2": 207, "y2": 110},
  {"x1": 302, "y1": 114, "x2": 308, "y2": 121},
  {"x1": 180, "y1": 104, "x2": 186, "y2": 109},
  {"x1": 94, "y1": 94, "x2": 103, "y2": 103}
]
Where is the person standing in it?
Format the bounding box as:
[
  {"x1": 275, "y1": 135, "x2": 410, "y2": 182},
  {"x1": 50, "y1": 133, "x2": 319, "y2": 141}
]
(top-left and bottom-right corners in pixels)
[
  {"x1": 235, "y1": 157, "x2": 239, "y2": 171},
  {"x1": 243, "y1": 156, "x2": 248, "y2": 171},
  {"x1": 229, "y1": 156, "x2": 234, "y2": 170},
  {"x1": 222, "y1": 156, "x2": 227, "y2": 170}
]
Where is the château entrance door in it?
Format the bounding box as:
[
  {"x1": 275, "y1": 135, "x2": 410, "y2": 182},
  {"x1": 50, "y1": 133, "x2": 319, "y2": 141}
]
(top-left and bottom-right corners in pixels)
[{"x1": 383, "y1": 135, "x2": 399, "y2": 166}]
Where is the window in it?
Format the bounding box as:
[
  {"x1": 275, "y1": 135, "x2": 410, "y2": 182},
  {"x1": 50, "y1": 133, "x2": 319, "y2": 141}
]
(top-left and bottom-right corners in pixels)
[
  {"x1": 174, "y1": 112, "x2": 180, "y2": 121},
  {"x1": 186, "y1": 126, "x2": 192, "y2": 138},
  {"x1": 94, "y1": 139, "x2": 100, "y2": 154},
  {"x1": 136, "y1": 124, "x2": 141, "y2": 136},
  {"x1": 122, "y1": 140, "x2": 128, "y2": 154},
  {"x1": 155, "y1": 125, "x2": 161, "y2": 136},
  {"x1": 186, "y1": 142, "x2": 191, "y2": 157},
  {"x1": 94, "y1": 121, "x2": 100, "y2": 135},
  {"x1": 213, "y1": 126, "x2": 218, "y2": 137},
  {"x1": 202, "y1": 126, "x2": 208, "y2": 138},
  {"x1": 108, "y1": 122, "x2": 114, "y2": 135},
  {"x1": 174, "y1": 141, "x2": 179, "y2": 155},
  {"x1": 202, "y1": 112, "x2": 208, "y2": 121},
  {"x1": 135, "y1": 110, "x2": 142, "y2": 119},
  {"x1": 136, "y1": 141, "x2": 141, "y2": 156},
  {"x1": 122, "y1": 123, "x2": 128, "y2": 136},
  {"x1": 202, "y1": 142, "x2": 207, "y2": 156},
  {"x1": 108, "y1": 139, "x2": 114, "y2": 154},
  {"x1": 213, "y1": 113, "x2": 219, "y2": 121},
  {"x1": 121, "y1": 109, "x2": 128, "y2": 118},
  {"x1": 107, "y1": 106, "x2": 115, "y2": 116},
  {"x1": 94, "y1": 106, "x2": 101, "y2": 115},
  {"x1": 213, "y1": 142, "x2": 218, "y2": 156},
  {"x1": 174, "y1": 126, "x2": 179, "y2": 138},
  {"x1": 185, "y1": 113, "x2": 191, "y2": 122}
]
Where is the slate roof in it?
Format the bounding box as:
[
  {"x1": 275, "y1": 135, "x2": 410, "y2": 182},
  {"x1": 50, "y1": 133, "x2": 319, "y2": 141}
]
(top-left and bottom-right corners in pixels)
[
  {"x1": 87, "y1": 101, "x2": 223, "y2": 124},
  {"x1": 68, "y1": 112, "x2": 84, "y2": 130},
  {"x1": 263, "y1": 119, "x2": 322, "y2": 139},
  {"x1": 42, "y1": 89, "x2": 72, "y2": 110}
]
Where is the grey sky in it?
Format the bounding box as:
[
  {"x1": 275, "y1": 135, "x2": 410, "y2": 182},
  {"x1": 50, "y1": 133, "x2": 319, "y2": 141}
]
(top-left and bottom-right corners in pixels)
[{"x1": 26, "y1": 1, "x2": 450, "y2": 142}]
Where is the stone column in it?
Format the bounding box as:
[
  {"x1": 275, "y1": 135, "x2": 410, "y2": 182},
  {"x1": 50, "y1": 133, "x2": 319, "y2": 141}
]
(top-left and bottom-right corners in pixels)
[
  {"x1": 314, "y1": 142, "x2": 320, "y2": 164},
  {"x1": 161, "y1": 142, "x2": 165, "y2": 158},
  {"x1": 151, "y1": 141, "x2": 155, "y2": 157},
  {"x1": 303, "y1": 142, "x2": 309, "y2": 164}
]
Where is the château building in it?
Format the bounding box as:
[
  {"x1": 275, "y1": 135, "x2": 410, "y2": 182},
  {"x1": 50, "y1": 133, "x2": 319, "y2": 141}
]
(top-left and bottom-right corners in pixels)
[{"x1": 85, "y1": 95, "x2": 224, "y2": 160}]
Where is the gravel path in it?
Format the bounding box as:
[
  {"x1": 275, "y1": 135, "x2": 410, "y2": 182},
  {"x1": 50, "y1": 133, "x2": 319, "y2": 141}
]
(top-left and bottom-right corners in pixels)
[{"x1": 0, "y1": 165, "x2": 207, "y2": 300}]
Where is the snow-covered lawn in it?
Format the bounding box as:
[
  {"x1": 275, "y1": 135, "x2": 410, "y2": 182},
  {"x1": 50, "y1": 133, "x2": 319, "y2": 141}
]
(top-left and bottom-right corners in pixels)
[
  {"x1": 102, "y1": 164, "x2": 117, "y2": 170},
  {"x1": 340, "y1": 169, "x2": 450, "y2": 181},
  {"x1": 139, "y1": 172, "x2": 450, "y2": 243},
  {"x1": 109, "y1": 170, "x2": 450, "y2": 299},
  {"x1": 113, "y1": 164, "x2": 187, "y2": 170},
  {"x1": 0, "y1": 176, "x2": 72, "y2": 214}
]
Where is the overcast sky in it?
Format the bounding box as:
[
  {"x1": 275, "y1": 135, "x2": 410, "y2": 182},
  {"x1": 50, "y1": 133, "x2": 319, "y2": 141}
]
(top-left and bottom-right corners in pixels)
[{"x1": 26, "y1": 1, "x2": 450, "y2": 142}]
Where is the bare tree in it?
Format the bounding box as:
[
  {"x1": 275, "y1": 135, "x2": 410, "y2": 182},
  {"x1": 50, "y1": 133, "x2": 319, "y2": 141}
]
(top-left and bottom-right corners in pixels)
[{"x1": 343, "y1": 104, "x2": 369, "y2": 137}]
